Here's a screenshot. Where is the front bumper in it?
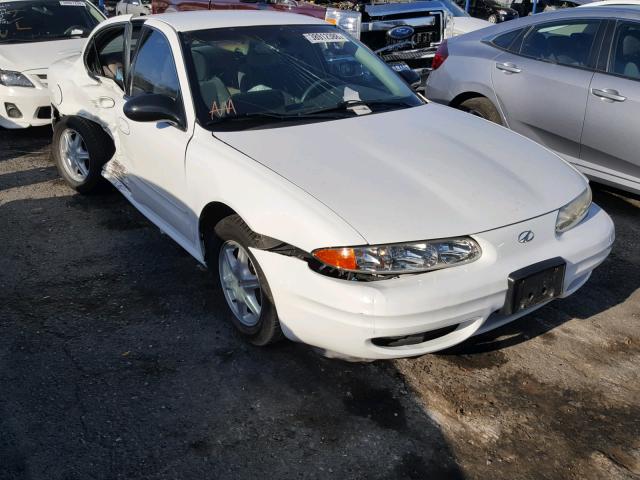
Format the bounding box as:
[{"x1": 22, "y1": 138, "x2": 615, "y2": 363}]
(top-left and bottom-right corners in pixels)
[
  {"x1": 252, "y1": 204, "x2": 614, "y2": 360},
  {"x1": 0, "y1": 78, "x2": 51, "y2": 129}
]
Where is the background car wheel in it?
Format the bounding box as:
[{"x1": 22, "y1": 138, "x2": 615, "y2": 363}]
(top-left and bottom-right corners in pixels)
[
  {"x1": 488, "y1": 14, "x2": 499, "y2": 23},
  {"x1": 52, "y1": 116, "x2": 114, "y2": 194},
  {"x1": 204, "y1": 214, "x2": 283, "y2": 347},
  {"x1": 458, "y1": 97, "x2": 503, "y2": 125}
]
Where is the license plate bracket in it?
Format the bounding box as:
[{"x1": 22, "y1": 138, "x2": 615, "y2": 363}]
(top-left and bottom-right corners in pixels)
[{"x1": 502, "y1": 257, "x2": 566, "y2": 315}]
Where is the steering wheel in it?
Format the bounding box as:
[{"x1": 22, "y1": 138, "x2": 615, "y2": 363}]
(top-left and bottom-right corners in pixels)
[
  {"x1": 63, "y1": 25, "x2": 85, "y2": 36},
  {"x1": 301, "y1": 79, "x2": 335, "y2": 103}
]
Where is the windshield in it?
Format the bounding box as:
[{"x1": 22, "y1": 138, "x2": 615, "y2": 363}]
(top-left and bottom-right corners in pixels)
[
  {"x1": 0, "y1": 1, "x2": 103, "y2": 44},
  {"x1": 182, "y1": 25, "x2": 423, "y2": 131}
]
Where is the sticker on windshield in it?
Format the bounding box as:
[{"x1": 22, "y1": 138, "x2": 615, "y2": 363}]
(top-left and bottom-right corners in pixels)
[
  {"x1": 303, "y1": 32, "x2": 347, "y2": 44},
  {"x1": 59, "y1": 1, "x2": 86, "y2": 6}
]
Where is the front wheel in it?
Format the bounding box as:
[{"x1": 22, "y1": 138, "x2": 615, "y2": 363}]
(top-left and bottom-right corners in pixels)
[
  {"x1": 458, "y1": 97, "x2": 504, "y2": 125},
  {"x1": 205, "y1": 215, "x2": 283, "y2": 346},
  {"x1": 488, "y1": 14, "x2": 499, "y2": 23}
]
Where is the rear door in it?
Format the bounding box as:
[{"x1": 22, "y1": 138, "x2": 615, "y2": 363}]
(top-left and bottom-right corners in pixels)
[
  {"x1": 580, "y1": 20, "x2": 640, "y2": 191},
  {"x1": 491, "y1": 19, "x2": 603, "y2": 161}
]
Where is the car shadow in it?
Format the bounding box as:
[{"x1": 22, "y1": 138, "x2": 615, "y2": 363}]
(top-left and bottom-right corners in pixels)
[
  {"x1": 0, "y1": 126, "x2": 51, "y2": 163},
  {"x1": 0, "y1": 188, "x2": 465, "y2": 480},
  {"x1": 443, "y1": 183, "x2": 639, "y2": 356}
]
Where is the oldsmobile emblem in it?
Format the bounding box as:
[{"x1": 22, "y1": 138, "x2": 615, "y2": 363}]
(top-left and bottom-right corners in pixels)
[
  {"x1": 387, "y1": 25, "x2": 415, "y2": 41},
  {"x1": 518, "y1": 230, "x2": 535, "y2": 243}
]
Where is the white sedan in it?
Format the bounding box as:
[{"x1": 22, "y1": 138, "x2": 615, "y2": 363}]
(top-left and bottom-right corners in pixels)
[
  {"x1": 49, "y1": 11, "x2": 614, "y2": 360},
  {"x1": 0, "y1": 0, "x2": 104, "y2": 128}
]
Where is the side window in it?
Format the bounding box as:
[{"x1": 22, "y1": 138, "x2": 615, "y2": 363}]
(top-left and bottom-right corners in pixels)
[
  {"x1": 129, "y1": 28, "x2": 181, "y2": 100},
  {"x1": 520, "y1": 20, "x2": 601, "y2": 69},
  {"x1": 491, "y1": 28, "x2": 524, "y2": 52},
  {"x1": 610, "y1": 22, "x2": 640, "y2": 80},
  {"x1": 85, "y1": 26, "x2": 126, "y2": 85}
]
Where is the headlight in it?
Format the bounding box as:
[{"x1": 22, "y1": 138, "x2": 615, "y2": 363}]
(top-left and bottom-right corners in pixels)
[
  {"x1": 498, "y1": 9, "x2": 508, "y2": 14},
  {"x1": 0, "y1": 70, "x2": 35, "y2": 88},
  {"x1": 325, "y1": 8, "x2": 362, "y2": 39},
  {"x1": 556, "y1": 186, "x2": 592, "y2": 233},
  {"x1": 312, "y1": 237, "x2": 481, "y2": 275}
]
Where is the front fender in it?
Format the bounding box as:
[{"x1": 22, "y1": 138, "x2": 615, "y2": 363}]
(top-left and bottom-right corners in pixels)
[{"x1": 186, "y1": 126, "x2": 367, "y2": 255}]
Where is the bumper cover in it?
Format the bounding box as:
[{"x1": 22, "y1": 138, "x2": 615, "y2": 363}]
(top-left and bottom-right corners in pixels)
[
  {"x1": 252, "y1": 204, "x2": 614, "y2": 360},
  {"x1": 0, "y1": 81, "x2": 51, "y2": 129}
]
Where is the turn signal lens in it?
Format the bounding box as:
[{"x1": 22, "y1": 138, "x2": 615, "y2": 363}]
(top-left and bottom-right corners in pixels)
[{"x1": 313, "y1": 247, "x2": 357, "y2": 270}]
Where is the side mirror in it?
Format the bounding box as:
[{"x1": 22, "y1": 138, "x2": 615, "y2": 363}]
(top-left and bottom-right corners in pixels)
[
  {"x1": 398, "y1": 68, "x2": 421, "y2": 87},
  {"x1": 123, "y1": 94, "x2": 183, "y2": 127}
]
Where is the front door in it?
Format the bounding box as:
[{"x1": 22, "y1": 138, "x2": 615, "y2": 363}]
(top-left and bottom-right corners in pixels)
[
  {"x1": 580, "y1": 20, "x2": 640, "y2": 192},
  {"x1": 491, "y1": 19, "x2": 601, "y2": 162},
  {"x1": 116, "y1": 25, "x2": 197, "y2": 246}
]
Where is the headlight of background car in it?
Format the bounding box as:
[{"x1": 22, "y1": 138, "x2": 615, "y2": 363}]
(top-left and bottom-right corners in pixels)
[
  {"x1": 0, "y1": 70, "x2": 35, "y2": 88},
  {"x1": 556, "y1": 186, "x2": 592, "y2": 233},
  {"x1": 313, "y1": 238, "x2": 481, "y2": 275},
  {"x1": 325, "y1": 8, "x2": 362, "y2": 39}
]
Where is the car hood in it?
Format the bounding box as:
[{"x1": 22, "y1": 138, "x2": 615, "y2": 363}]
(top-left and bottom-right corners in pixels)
[
  {"x1": 216, "y1": 103, "x2": 587, "y2": 245},
  {"x1": 0, "y1": 39, "x2": 86, "y2": 72},
  {"x1": 452, "y1": 17, "x2": 492, "y2": 35}
]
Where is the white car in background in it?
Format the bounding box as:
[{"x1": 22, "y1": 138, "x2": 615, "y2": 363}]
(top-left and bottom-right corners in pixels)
[
  {"x1": 115, "y1": 0, "x2": 151, "y2": 16},
  {"x1": 0, "y1": 0, "x2": 104, "y2": 128},
  {"x1": 49, "y1": 12, "x2": 614, "y2": 360},
  {"x1": 440, "y1": 0, "x2": 493, "y2": 37}
]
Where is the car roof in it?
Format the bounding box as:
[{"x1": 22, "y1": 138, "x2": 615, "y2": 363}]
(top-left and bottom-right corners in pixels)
[{"x1": 150, "y1": 10, "x2": 326, "y2": 33}]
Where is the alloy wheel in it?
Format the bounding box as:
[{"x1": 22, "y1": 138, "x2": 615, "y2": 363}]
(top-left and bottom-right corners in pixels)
[
  {"x1": 218, "y1": 240, "x2": 263, "y2": 327},
  {"x1": 59, "y1": 128, "x2": 90, "y2": 182}
]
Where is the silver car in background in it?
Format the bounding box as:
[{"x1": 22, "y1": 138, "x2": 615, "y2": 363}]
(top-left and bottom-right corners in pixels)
[{"x1": 426, "y1": 7, "x2": 640, "y2": 195}]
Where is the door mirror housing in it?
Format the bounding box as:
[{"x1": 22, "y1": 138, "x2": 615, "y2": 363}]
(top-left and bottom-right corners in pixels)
[
  {"x1": 398, "y1": 68, "x2": 421, "y2": 87},
  {"x1": 123, "y1": 94, "x2": 184, "y2": 128}
]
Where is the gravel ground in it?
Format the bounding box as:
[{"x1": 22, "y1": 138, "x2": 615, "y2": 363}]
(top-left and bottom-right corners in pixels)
[{"x1": 0, "y1": 126, "x2": 638, "y2": 480}]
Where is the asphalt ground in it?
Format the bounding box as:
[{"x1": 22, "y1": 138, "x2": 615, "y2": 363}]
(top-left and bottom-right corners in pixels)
[{"x1": 1, "y1": 126, "x2": 638, "y2": 480}]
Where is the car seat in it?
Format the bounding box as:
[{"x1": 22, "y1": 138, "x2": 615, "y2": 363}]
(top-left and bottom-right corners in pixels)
[
  {"x1": 617, "y1": 32, "x2": 640, "y2": 79},
  {"x1": 192, "y1": 46, "x2": 231, "y2": 114}
]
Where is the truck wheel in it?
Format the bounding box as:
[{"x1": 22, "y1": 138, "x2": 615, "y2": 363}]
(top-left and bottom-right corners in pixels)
[
  {"x1": 52, "y1": 116, "x2": 114, "y2": 194},
  {"x1": 458, "y1": 97, "x2": 503, "y2": 126},
  {"x1": 204, "y1": 214, "x2": 283, "y2": 347}
]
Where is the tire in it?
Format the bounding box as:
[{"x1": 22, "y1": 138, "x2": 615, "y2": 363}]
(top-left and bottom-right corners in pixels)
[
  {"x1": 52, "y1": 116, "x2": 114, "y2": 194},
  {"x1": 204, "y1": 214, "x2": 283, "y2": 346},
  {"x1": 458, "y1": 97, "x2": 504, "y2": 126},
  {"x1": 488, "y1": 14, "x2": 499, "y2": 23}
]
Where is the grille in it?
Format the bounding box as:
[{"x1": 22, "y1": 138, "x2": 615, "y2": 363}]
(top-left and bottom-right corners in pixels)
[{"x1": 361, "y1": 26, "x2": 437, "y2": 51}]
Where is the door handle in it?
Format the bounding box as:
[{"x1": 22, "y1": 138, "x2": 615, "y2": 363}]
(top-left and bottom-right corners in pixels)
[
  {"x1": 591, "y1": 88, "x2": 626, "y2": 103},
  {"x1": 496, "y1": 62, "x2": 522, "y2": 74},
  {"x1": 94, "y1": 96, "x2": 115, "y2": 109}
]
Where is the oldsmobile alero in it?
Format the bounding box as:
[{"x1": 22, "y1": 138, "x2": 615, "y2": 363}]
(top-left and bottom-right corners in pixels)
[{"x1": 48, "y1": 11, "x2": 614, "y2": 359}]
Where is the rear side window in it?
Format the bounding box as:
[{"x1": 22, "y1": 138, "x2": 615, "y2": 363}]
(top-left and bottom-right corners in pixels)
[
  {"x1": 491, "y1": 28, "x2": 523, "y2": 51},
  {"x1": 610, "y1": 21, "x2": 640, "y2": 80},
  {"x1": 129, "y1": 28, "x2": 181, "y2": 100},
  {"x1": 85, "y1": 26, "x2": 126, "y2": 85},
  {"x1": 519, "y1": 20, "x2": 601, "y2": 69}
]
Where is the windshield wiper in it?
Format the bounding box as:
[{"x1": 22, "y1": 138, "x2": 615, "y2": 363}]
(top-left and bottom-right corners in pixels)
[
  {"x1": 204, "y1": 110, "x2": 351, "y2": 128},
  {"x1": 302, "y1": 99, "x2": 416, "y2": 116}
]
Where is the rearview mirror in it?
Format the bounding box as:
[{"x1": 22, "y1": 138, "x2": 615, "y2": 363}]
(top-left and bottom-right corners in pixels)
[
  {"x1": 398, "y1": 69, "x2": 421, "y2": 87},
  {"x1": 123, "y1": 94, "x2": 183, "y2": 128}
]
